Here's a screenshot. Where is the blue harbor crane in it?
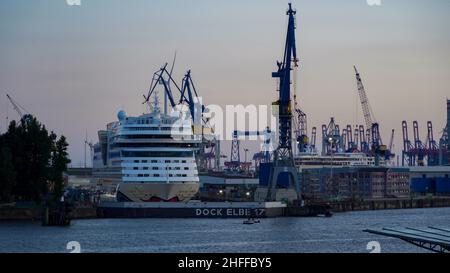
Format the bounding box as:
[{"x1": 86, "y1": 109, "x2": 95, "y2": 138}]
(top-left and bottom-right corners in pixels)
[
  {"x1": 144, "y1": 64, "x2": 205, "y2": 125},
  {"x1": 180, "y1": 70, "x2": 205, "y2": 125},
  {"x1": 143, "y1": 62, "x2": 214, "y2": 172},
  {"x1": 266, "y1": 3, "x2": 301, "y2": 202},
  {"x1": 144, "y1": 63, "x2": 179, "y2": 110}
]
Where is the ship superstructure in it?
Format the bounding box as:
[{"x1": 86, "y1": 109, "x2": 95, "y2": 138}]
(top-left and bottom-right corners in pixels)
[{"x1": 93, "y1": 95, "x2": 201, "y2": 202}]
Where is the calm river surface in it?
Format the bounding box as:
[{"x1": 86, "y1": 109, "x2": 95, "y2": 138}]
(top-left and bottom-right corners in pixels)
[{"x1": 1, "y1": 207, "x2": 449, "y2": 253}]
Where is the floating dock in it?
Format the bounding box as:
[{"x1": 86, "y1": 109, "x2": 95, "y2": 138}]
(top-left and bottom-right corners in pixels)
[{"x1": 97, "y1": 201, "x2": 287, "y2": 218}]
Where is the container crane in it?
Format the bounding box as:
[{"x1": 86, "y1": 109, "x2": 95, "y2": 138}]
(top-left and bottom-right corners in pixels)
[
  {"x1": 322, "y1": 118, "x2": 342, "y2": 155},
  {"x1": 402, "y1": 121, "x2": 441, "y2": 166},
  {"x1": 389, "y1": 129, "x2": 395, "y2": 152},
  {"x1": 426, "y1": 121, "x2": 439, "y2": 166},
  {"x1": 359, "y1": 125, "x2": 369, "y2": 153},
  {"x1": 354, "y1": 126, "x2": 360, "y2": 152},
  {"x1": 341, "y1": 128, "x2": 348, "y2": 152},
  {"x1": 385, "y1": 129, "x2": 395, "y2": 161},
  {"x1": 413, "y1": 121, "x2": 426, "y2": 166},
  {"x1": 310, "y1": 127, "x2": 317, "y2": 151},
  {"x1": 402, "y1": 121, "x2": 415, "y2": 166},
  {"x1": 346, "y1": 125, "x2": 358, "y2": 152}
]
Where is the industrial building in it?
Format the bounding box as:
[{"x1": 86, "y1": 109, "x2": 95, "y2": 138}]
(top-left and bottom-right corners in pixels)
[
  {"x1": 300, "y1": 167, "x2": 410, "y2": 200},
  {"x1": 410, "y1": 166, "x2": 450, "y2": 196},
  {"x1": 198, "y1": 173, "x2": 259, "y2": 202}
]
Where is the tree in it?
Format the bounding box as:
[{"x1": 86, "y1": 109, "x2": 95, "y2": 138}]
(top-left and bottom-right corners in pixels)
[
  {"x1": 0, "y1": 114, "x2": 71, "y2": 204},
  {"x1": 0, "y1": 136, "x2": 16, "y2": 203},
  {"x1": 11, "y1": 115, "x2": 53, "y2": 203},
  {"x1": 49, "y1": 134, "x2": 71, "y2": 201}
]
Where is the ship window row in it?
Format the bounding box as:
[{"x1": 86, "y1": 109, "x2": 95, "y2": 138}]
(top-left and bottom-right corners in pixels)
[
  {"x1": 130, "y1": 166, "x2": 196, "y2": 170},
  {"x1": 129, "y1": 159, "x2": 193, "y2": 164},
  {"x1": 123, "y1": 127, "x2": 187, "y2": 131},
  {"x1": 121, "y1": 151, "x2": 194, "y2": 157},
  {"x1": 128, "y1": 119, "x2": 175, "y2": 125},
  {"x1": 124, "y1": 173, "x2": 198, "y2": 178},
  {"x1": 120, "y1": 135, "x2": 174, "y2": 139},
  {"x1": 111, "y1": 143, "x2": 196, "y2": 148}
]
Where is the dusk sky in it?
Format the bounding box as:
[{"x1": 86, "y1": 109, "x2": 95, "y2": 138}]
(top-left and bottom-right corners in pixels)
[{"x1": 1, "y1": 0, "x2": 449, "y2": 166}]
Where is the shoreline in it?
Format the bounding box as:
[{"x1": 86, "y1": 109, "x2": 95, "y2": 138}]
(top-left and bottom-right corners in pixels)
[
  {"x1": 1, "y1": 197, "x2": 450, "y2": 221},
  {"x1": 328, "y1": 196, "x2": 450, "y2": 212}
]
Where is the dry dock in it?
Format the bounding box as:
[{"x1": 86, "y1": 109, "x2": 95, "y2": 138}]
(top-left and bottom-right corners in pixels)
[{"x1": 97, "y1": 201, "x2": 287, "y2": 218}]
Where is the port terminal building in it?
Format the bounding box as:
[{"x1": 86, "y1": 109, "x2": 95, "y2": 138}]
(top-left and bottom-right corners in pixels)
[{"x1": 410, "y1": 166, "x2": 450, "y2": 196}]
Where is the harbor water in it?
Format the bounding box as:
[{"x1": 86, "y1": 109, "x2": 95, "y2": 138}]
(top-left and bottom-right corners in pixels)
[{"x1": 1, "y1": 207, "x2": 449, "y2": 253}]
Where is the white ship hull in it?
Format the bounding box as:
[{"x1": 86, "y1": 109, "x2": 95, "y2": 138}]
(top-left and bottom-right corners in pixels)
[{"x1": 117, "y1": 182, "x2": 200, "y2": 202}]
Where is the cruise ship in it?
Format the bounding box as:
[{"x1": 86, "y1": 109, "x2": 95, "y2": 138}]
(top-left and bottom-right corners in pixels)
[
  {"x1": 294, "y1": 152, "x2": 377, "y2": 170},
  {"x1": 92, "y1": 101, "x2": 201, "y2": 202}
]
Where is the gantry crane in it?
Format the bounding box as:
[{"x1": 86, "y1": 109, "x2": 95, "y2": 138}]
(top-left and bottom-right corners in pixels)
[
  {"x1": 359, "y1": 125, "x2": 370, "y2": 153},
  {"x1": 426, "y1": 121, "x2": 439, "y2": 166},
  {"x1": 322, "y1": 118, "x2": 342, "y2": 155},
  {"x1": 402, "y1": 121, "x2": 415, "y2": 166},
  {"x1": 402, "y1": 120, "x2": 441, "y2": 167},
  {"x1": 310, "y1": 127, "x2": 317, "y2": 152}
]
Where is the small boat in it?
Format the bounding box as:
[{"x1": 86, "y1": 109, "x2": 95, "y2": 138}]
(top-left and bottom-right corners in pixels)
[
  {"x1": 243, "y1": 218, "x2": 260, "y2": 224},
  {"x1": 317, "y1": 211, "x2": 333, "y2": 218}
]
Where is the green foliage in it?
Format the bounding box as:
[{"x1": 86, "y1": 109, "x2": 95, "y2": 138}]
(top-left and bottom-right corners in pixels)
[
  {"x1": 50, "y1": 134, "x2": 71, "y2": 201},
  {"x1": 0, "y1": 137, "x2": 16, "y2": 203},
  {"x1": 0, "y1": 115, "x2": 71, "y2": 203}
]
